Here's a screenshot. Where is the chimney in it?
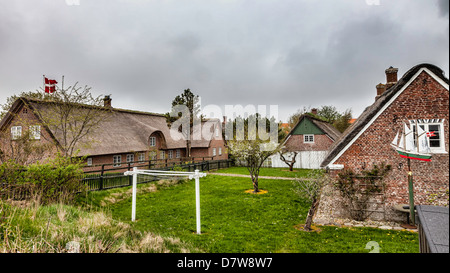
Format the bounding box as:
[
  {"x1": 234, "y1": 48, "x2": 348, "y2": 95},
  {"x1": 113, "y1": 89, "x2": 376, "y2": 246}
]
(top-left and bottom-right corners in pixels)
[
  {"x1": 311, "y1": 108, "x2": 318, "y2": 115},
  {"x1": 103, "y1": 95, "x2": 112, "y2": 108},
  {"x1": 385, "y1": 66, "x2": 398, "y2": 89},
  {"x1": 375, "y1": 83, "x2": 386, "y2": 100}
]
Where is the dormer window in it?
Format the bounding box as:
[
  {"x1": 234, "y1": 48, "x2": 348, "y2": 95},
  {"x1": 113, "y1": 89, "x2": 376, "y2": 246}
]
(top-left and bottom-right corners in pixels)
[{"x1": 149, "y1": 136, "x2": 156, "y2": 147}]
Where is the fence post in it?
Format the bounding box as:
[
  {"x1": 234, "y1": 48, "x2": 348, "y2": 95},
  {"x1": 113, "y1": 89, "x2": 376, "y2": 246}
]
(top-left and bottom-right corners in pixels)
[
  {"x1": 195, "y1": 169, "x2": 201, "y2": 235},
  {"x1": 131, "y1": 167, "x2": 137, "y2": 222},
  {"x1": 99, "y1": 164, "x2": 105, "y2": 190}
]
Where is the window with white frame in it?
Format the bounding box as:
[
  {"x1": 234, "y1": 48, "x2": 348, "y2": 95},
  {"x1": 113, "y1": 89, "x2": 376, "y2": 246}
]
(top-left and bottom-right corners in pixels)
[
  {"x1": 219, "y1": 147, "x2": 222, "y2": 155},
  {"x1": 11, "y1": 126, "x2": 22, "y2": 140},
  {"x1": 150, "y1": 151, "x2": 157, "y2": 160},
  {"x1": 138, "y1": 152, "x2": 145, "y2": 163},
  {"x1": 113, "y1": 155, "x2": 122, "y2": 167},
  {"x1": 160, "y1": 150, "x2": 165, "y2": 160},
  {"x1": 126, "y1": 154, "x2": 134, "y2": 164},
  {"x1": 149, "y1": 136, "x2": 156, "y2": 147},
  {"x1": 168, "y1": 150, "x2": 173, "y2": 159},
  {"x1": 212, "y1": 148, "x2": 216, "y2": 157},
  {"x1": 87, "y1": 158, "x2": 93, "y2": 166},
  {"x1": 29, "y1": 125, "x2": 41, "y2": 140},
  {"x1": 215, "y1": 127, "x2": 219, "y2": 137},
  {"x1": 411, "y1": 119, "x2": 446, "y2": 153},
  {"x1": 176, "y1": 149, "x2": 181, "y2": 158},
  {"x1": 304, "y1": 134, "x2": 314, "y2": 143}
]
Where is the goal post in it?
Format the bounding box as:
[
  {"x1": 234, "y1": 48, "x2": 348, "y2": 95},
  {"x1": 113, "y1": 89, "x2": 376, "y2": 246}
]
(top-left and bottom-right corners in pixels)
[{"x1": 124, "y1": 167, "x2": 207, "y2": 235}]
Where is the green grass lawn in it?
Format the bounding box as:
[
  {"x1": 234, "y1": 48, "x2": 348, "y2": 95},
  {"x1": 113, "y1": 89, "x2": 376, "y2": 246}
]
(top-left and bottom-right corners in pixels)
[{"x1": 98, "y1": 167, "x2": 419, "y2": 253}]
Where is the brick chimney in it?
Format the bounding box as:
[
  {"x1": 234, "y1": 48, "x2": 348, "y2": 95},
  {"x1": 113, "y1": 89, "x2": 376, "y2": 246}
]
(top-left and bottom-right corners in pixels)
[
  {"x1": 311, "y1": 108, "x2": 318, "y2": 115},
  {"x1": 385, "y1": 66, "x2": 398, "y2": 89},
  {"x1": 103, "y1": 95, "x2": 112, "y2": 108},
  {"x1": 375, "y1": 83, "x2": 386, "y2": 100}
]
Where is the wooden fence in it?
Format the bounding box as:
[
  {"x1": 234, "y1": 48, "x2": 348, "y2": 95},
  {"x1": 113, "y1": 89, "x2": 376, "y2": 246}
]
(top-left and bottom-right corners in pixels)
[
  {"x1": 0, "y1": 158, "x2": 233, "y2": 200},
  {"x1": 81, "y1": 158, "x2": 233, "y2": 191}
]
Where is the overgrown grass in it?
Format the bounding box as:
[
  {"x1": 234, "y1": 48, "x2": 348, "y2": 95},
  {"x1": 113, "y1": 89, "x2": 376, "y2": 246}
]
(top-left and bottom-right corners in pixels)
[{"x1": 0, "y1": 197, "x2": 194, "y2": 253}]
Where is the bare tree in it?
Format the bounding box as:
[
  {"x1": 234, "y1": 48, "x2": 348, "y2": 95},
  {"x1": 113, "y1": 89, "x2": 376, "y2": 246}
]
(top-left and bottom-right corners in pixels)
[
  {"x1": 1, "y1": 81, "x2": 111, "y2": 159},
  {"x1": 278, "y1": 149, "x2": 298, "y2": 171},
  {"x1": 292, "y1": 169, "x2": 330, "y2": 231}
]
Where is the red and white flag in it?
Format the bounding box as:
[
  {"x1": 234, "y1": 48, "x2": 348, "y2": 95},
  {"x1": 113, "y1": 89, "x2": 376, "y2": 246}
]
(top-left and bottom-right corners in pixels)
[
  {"x1": 426, "y1": 131, "x2": 436, "y2": 137},
  {"x1": 44, "y1": 76, "x2": 58, "y2": 93}
]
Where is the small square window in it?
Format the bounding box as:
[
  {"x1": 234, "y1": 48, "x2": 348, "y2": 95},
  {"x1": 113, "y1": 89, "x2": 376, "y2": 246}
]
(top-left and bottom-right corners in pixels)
[
  {"x1": 87, "y1": 158, "x2": 93, "y2": 166},
  {"x1": 304, "y1": 134, "x2": 314, "y2": 143},
  {"x1": 29, "y1": 125, "x2": 41, "y2": 140},
  {"x1": 113, "y1": 155, "x2": 122, "y2": 167},
  {"x1": 127, "y1": 154, "x2": 134, "y2": 164},
  {"x1": 11, "y1": 126, "x2": 22, "y2": 140}
]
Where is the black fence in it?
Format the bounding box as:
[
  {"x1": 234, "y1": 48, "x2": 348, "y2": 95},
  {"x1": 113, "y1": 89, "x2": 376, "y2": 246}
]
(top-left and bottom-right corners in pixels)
[{"x1": 81, "y1": 158, "x2": 233, "y2": 192}]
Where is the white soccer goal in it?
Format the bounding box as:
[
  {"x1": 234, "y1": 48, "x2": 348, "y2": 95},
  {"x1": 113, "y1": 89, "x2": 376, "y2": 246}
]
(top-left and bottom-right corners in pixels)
[{"x1": 124, "y1": 167, "x2": 207, "y2": 234}]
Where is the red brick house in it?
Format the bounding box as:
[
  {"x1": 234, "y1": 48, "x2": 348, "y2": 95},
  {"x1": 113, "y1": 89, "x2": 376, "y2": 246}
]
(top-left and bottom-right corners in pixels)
[
  {"x1": 271, "y1": 111, "x2": 341, "y2": 169},
  {"x1": 317, "y1": 63, "x2": 449, "y2": 223},
  {"x1": 0, "y1": 96, "x2": 228, "y2": 168}
]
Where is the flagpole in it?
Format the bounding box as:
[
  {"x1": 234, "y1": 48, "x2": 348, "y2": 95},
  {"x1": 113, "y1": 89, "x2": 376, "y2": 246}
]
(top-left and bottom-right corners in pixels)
[{"x1": 43, "y1": 75, "x2": 45, "y2": 94}]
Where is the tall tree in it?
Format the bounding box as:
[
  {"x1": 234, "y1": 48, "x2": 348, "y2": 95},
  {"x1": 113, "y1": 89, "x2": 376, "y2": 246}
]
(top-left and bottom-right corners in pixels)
[{"x1": 166, "y1": 89, "x2": 202, "y2": 157}]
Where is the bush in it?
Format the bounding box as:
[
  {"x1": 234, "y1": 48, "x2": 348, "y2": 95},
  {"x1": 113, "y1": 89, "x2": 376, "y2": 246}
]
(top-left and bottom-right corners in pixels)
[{"x1": 0, "y1": 155, "x2": 86, "y2": 205}]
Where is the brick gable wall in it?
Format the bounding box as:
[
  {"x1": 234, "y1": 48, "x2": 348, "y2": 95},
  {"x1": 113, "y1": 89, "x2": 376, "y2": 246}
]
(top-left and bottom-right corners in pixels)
[{"x1": 317, "y1": 71, "x2": 449, "y2": 222}]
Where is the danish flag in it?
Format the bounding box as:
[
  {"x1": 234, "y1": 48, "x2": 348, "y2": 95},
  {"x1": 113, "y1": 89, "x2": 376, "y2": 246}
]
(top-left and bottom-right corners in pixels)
[
  {"x1": 44, "y1": 76, "x2": 58, "y2": 93},
  {"x1": 426, "y1": 131, "x2": 436, "y2": 137}
]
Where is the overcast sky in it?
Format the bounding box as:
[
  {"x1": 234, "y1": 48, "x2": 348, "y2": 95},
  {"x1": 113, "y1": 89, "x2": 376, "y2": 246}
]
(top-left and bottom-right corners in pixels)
[{"x1": 0, "y1": 0, "x2": 448, "y2": 122}]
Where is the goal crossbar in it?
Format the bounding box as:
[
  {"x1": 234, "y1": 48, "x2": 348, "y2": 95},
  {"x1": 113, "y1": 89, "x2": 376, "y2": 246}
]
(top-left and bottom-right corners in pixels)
[{"x1": 124, "y1": 167, "x2": 206, "y2": 234}]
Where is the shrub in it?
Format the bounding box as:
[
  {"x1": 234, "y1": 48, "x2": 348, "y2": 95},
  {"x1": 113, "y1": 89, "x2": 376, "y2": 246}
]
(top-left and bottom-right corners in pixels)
[{"x1": 0, "y1": 155, "x2": 86, "y2": 205}]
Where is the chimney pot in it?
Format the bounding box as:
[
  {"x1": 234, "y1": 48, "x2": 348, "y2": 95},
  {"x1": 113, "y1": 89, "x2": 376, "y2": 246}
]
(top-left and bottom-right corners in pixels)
[
  {"x1": 385, "y1": 66, "x2": 398, "y2": 88},
  {"x1": 103, "y1": 95, "x2": 112, "y2": 108},
  {"x1": 311, "y1": 108, "x2": 318, "y2": 115}
]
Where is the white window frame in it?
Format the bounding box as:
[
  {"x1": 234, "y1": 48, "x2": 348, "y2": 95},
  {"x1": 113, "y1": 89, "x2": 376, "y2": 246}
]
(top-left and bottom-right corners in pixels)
[
  {"x1": 304, "y1": 134, "x2": 314, "y2": 143},
  {"x1": 176, "y1": 149, "x2": 181, "y2": 158},
  {"x1": 160, "y1": 150, "x2": 165, "y2": 160},
  {"x1": 138, "y1": 152, "x2": 145, "y2": 163},
  {"x1": 149, "y1": 136, "x2": 156, "y2": 147},
  {"x1": 219, "y1": 147, "x2": 222, "y2": 155},
  {"x1": 168, "y1": 150, "x2": 173, "y2": 159},
  {"x1": 150, "y1": 151, "x2": 157, "y2": 160},
  {"x1": 212, "y1": 148, "x2": 216, "y2": 157},
  {"x1": 126, "y1": 154, "x2": 134, "y2": 164},
  {"x1": 411, "y1": 119, "x2": 446, "y2": 154},
  {"x1": 11, "y1": 126, "x2": 22, "y2": 140},
  {"x1": 113, "y1": 155, "x2": 122, "y2": 167},
  {"x1": 87, "y1": 158, "x2": 93, "y2": 166},
  {"x1": 215, "y1": 127, "x2": 219, "y2": 137},
  {"x1": 29, "y1": 125, "x2": 41, "y2": 140}
]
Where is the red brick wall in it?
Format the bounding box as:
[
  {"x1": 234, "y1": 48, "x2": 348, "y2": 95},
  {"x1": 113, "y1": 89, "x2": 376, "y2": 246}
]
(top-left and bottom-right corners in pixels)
[
  {"x1": 326, "y1": 71, "x2": 449, "y2": 221},
  {"x1": 1, "y1": 103, "x2": 57, "y2": 164},
  {"x1": 285, "y1": 134, "x2": 334, "y2": 151}
]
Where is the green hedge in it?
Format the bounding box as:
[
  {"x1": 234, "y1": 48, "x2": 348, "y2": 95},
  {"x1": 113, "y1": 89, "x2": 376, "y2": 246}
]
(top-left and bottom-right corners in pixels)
[{"x1": 0, "y1": 156, "x2": 85, "y2": 205}]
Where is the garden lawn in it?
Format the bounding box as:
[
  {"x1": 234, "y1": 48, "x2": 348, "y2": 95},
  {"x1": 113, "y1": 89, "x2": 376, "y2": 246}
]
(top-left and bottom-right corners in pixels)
[{"x1": 104, "y1": 169, "x2": 419, "y2": 253}]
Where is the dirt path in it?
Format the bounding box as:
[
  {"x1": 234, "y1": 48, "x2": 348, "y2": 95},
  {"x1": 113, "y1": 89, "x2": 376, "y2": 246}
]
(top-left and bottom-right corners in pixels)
[{"x1": 207, "y1": 172, "x2": 300, "y2": 181}]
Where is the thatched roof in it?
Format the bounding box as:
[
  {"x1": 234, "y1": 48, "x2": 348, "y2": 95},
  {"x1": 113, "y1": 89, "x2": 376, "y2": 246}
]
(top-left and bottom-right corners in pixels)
[
  {"x1": 320, "y1": 63, "x2": 449, "y2": 168},
  {"x1": 2, "y1": 97, "x2": 219, "y2": 157}
]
